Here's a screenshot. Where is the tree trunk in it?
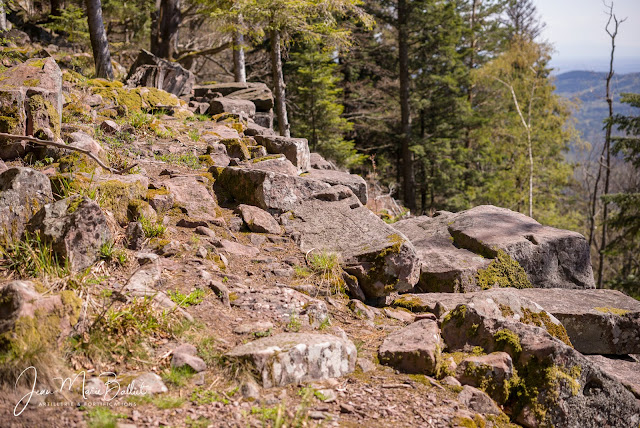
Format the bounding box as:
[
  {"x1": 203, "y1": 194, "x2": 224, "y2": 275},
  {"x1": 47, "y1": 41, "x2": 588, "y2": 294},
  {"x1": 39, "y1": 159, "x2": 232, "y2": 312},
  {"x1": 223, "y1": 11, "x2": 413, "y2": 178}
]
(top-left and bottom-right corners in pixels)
[
  {"x1": 0, "y1": 1, "x2": 7, "y2": 32},
  {"x1": 270, "y1": 29, "x2": 290, "y2": 137},
  {"x1": 398, "y1": 0, "x2": 415, "y2": 211},
  {"x1": 150, "y1": 0, "x2": 161, "y2": 54},
  {"x1": 86, "y1": 0, "x2": 114, "y2": 80},
  {"x1": 51, "y1": 0, "x2": 63, "y2": 16},
  {"x1": 233, "y1": 15, "x2": 246, "y2": 83},
  {"x1": 597, "y1": 6, "x2": 623, "y2": 288},
  {"x1": 153, "y1": 0, "x2": 181, "y2": 59}
]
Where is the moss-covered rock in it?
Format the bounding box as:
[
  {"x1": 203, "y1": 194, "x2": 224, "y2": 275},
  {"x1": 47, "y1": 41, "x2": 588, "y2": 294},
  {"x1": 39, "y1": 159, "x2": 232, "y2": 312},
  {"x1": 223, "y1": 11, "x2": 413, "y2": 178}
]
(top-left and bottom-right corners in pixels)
[{"x1": 93, "y1": 176, "x2": 148, "y2": 225}]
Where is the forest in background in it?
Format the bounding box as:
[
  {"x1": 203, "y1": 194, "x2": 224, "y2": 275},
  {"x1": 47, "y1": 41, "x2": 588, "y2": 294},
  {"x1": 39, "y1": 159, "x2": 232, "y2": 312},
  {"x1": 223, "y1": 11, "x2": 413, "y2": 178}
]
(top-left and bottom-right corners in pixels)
[{"x1": 0, "y1": 0, "x2": 638, "y2": 296}]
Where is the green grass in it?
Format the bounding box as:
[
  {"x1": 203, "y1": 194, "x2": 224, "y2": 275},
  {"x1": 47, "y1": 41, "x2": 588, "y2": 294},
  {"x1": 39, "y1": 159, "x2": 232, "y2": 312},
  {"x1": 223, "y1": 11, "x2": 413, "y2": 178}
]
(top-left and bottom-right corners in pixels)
[
  {"x1": 139, "y1": 214, "x2": 166, "y2": 238},
  {"x1": 129, "y1": 111, "x2": 154, "y2": 129},
  {"x1": 0, "y1": 232, "x2": 70, "y2": 278},
  {"x1": 168, "y1": 288, "x2": 206, "y2": 307},
  {"x1": 190, "y1": 387, "x2": 230, "y2": 405},
  {"x1": 163, "y1": 366, "x2": 196, "y2": 387},
  {"x1": 99, "y1": 241, "x2": 128, "y2": 266},
  {"x1": 186, "y1": 416, "x2": 213, "y2": 428},
  {"x1": 154, "y1": 152, "x2": 202, "y2": 169},
  {"x1": 188, "y1": 129, "x2": 201, "y2": 142},
  {"x1": 285, "y1": 312, "x2": 302, "y2": 332},
  {"x1": 85, "y1": 407, "x2": 126, "y2": 428},
  {"x1": 186, "y1": 114, "x2": 209, "y2": 122},
  {"x1": 305, "y1": 251, "x2": 345, "y2": 295}
]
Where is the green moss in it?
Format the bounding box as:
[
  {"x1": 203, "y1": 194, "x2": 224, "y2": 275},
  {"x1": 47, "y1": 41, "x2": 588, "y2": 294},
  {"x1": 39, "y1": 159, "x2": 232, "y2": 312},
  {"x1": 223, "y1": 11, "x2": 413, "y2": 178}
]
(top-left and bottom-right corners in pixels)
[
  {"x1": 58, "y1": 152, "x2": 97, "y2": 173},
  {"x1": 23, "y1": 78, "x2": 40, "y2": 87},
  {"x1": 520, "y1": 308, "x2": 572, "y2": 347},
  {"x1": 393, "y1": 296, "x2": 427, "y2": 312},
  {"x1": 499, "y1": 304, "x2": 515, "y2": 318},
  {"x1": 66, "y1": 195, "x2": 84, "y2": 215},
  {"x1": 28, "y1": 59, "x2": 46, "y2": 68},
  {"x1": 198, "y1": 155, "x2": 216, "y2": 167},
  {"x1": 146, "y1": 188, "x2": 170, "y2": 199},
  {"x1": 442, "y1": 305, "x2": 468, "y2": 328},
  {"x1": 220, "y1": 138, "x2": 250, "y2": 160},
  {"x1": 593, "y1": 306, "x2": 630, "y2": 316},
  {"x1": 494, "y1": 329, "x2": 522, "y2": 354},
  {"x1": 251, "y1": 154, "x2": 282, "y2": 163},
  {"x1": 476, "y1": 250, "x2": 532, "y2": 290},
  {"x1": 143, "y1": 88, "x2": 179, "y2": 108},
  {"x1": 27, "y1": 94, "x2": 61, "y2": 138},
  {"x1": 0, "y1": 289, "x2": 81, "y2": 385},
  {"x1": 96, "y1": 179, "x2": 146, "y2": 225}
]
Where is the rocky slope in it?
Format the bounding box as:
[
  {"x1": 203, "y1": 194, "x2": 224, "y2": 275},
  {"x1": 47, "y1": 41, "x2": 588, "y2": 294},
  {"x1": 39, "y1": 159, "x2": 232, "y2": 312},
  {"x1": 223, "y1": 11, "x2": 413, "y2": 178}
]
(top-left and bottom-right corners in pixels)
[{"x1": 0, "y1": 50, "x2": 638, "y2": 428}]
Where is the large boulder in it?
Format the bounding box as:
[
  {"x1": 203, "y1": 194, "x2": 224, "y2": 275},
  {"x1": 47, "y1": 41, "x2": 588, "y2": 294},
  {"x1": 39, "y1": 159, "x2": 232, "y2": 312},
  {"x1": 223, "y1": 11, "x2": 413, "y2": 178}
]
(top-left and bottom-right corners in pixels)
[
  {"x1": 439, "y1": 296, "x2": 640, "y2": 428},
  {"x1": 26, "y1": 195, "x2": 112, "y2": 272},
  {"x1": 585, "y1": 355, "x2": 640, "y2": 399},
  {"x1": 286, "y1": 196, "x2": 421, "y2": 299},
  {"x1": 92, "y1": 174, "x2": 149, "y2": 226},
  {"x1": 393, "y1": 206, "x2": 595, "y2": 291},
  {"x1": 307, "y1": 168, "x2": 368, "y2": 205},
  {"x1": 456, "y1": 352, "x2": 514, "y2": 404},
  {"x1": 448, "y1": 205, "x2": 595, "y2": 289},
  {"x1": 0, "y1": 167, "x2": 52, "y2": 241},
  {"x1": 212, "y1": 166, "x2": 329, "y2": 212},
  {"x1": 226, "y1": 333, "x2": 357, "y2": 388},
  {"x1": 126, "y1": 49, "x2": 195, "y2": 97},
  {"x1": 378, "y1": 319, "x2": 442, "y2": 375},
  {"x1": 515, "y1": 288, "x2": 640, "y2": 355},
  {"x1": 165, "y1": 176, "x2": 220, "y2": 224},
  {"x1": 0, "y1": 281, "x2": 81, "y2": 376},
  {"x1": 394, "y1": 288, "x2": 572, "y2": 346},
  {"x1": 0, "y1": 57, "x2": 62, "y2": 159},
  {"x1": 393, "y1": 215, "x2": 491, "y2": 292},
  {"x1": 254, "y1": 135, "x2": 311, "y2": 172}
]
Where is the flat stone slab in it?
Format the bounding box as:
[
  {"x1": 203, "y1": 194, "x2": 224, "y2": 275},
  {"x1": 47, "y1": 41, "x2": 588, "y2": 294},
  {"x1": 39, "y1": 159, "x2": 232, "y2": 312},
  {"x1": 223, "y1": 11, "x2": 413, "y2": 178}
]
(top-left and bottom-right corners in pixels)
[
  {"x1": 226, "y1": 333, "x2": 356, "y2": 388},
  {"x1": 164, "y1": 176, "x2": 219, "y2": 222},
  {"x1": 394, "y1": 206, "x2": 595, "y2": 291},
  {"x1": 585, "y1": 355, "x2": 640, "y2": 399},
  {"x1": 287, "y1": 197, "x2": 420, "y2": 299},
  {"x1": 254, "y1": 135, "x2": 311, "y2": 172},
  {"x1": 516, "y1": 288, "x2": 640, "y2": 355},
  {"x1": 306, "y1": 169, "x2": 368, "y2": 205},
  {"x1": 213, "y1": 167, "x2": 329, "y2": 212}
]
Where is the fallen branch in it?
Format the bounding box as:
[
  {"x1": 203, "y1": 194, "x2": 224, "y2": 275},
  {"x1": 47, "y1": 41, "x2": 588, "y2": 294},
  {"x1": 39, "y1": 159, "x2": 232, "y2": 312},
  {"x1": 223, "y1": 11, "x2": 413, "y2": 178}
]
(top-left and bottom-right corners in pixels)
[{"x1": 0, "y1": 132, "x2": 137, "y2": 174}]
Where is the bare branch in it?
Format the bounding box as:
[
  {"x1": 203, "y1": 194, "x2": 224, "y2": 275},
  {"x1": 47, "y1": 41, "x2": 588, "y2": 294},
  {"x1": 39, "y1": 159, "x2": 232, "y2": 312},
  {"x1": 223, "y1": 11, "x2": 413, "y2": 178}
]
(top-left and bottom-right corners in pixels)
[{"x1": 0, "y1": 133, "x2": 136, "y2": 175}]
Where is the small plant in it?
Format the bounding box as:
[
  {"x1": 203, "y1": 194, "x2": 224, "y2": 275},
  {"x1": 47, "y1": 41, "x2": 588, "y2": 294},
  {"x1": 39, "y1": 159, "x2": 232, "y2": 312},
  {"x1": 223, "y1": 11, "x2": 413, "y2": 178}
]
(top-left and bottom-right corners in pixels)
[
  {"x1": 99, "y1": 242, "x2": 128, "y2": 266},
  {"x1": 254, "y1": 329, "x2": 272, "y2": 338},
  {"x1": 305, "y1": 251, "x2": 345, "y2": 295},
  {"x1": 139, "y1": 214, "x2": 166, "y2": 238},
  {"x1": 186, "y1": 114, "x2": 209, "y2": 122},
  {"x1": 85, "y1": 406, "x2": 126, "y2": 428},
  {"x1": 186, "y1": 416, "x2": 213, "y2": 428},
  {"x1": 285, "y1": 312, "x2": 302, "y2": 332},
  {"x1": 163, "y1": 366, "x2": 195, "y2": 387},
  {"x1": 188, "y1": 129, "x2": 201, "y2": 142},
  {"x1": 168, "y1": 289, "x2": 206, "y2": 308},
  {"x1": 0, "y1": 232, "x2": 69, "y2": 278},
  {"x1": 318, "y1": 317, "x2": 331, "y2": 330},
  {"x1": 190, "y1": 387, "x2": 230, "y2": 405},
  {"x1": 129, "y1": 111, "x2": 154, "y2": 129}
]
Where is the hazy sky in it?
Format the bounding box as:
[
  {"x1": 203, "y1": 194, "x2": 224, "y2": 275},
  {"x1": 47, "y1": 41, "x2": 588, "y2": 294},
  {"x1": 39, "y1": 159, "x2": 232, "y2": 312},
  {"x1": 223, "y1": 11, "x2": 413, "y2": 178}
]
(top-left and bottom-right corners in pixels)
[{"x1": 535, "y1": 0, "x2": 640, "y2": 73}]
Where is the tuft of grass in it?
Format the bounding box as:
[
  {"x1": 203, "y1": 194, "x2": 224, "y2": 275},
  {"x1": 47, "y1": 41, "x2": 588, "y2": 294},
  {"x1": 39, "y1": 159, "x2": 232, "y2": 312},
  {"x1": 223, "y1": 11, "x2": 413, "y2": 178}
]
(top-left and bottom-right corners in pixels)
[
  {"x1": 186, "y1": 114, "x2": 209, "y2": 122},
  {"x1": 186, "y1": 416, "x2": 213, "y2": 428},
  {"x1": 168, "y1": 289, "x2": 206, "y2": 307},
  {"x1": 305, "y1": 251, "x2": 345, "y2": 295},
  {"x1": 139, "y1": 214, "x2": 166, "y2": 238},
  {"x1": 129, "y1": 111, "x2": 153, "y2": 129},
  {"x1": 99, "y1": 241, "x2": 128, "y2": 266},
  {"x1": 85, "y1": 407, "x2": 126, "y2": 428},
  {"x1": 190, "y1": 387, "x2": 230, "y2": 405},
  {"x1": 0, "y1": 232, "x2": 69, "y2": 278},
  {"x1": 188, "y1": 129, "x2": 200, "y2": 142},
  {"x1": 163, "y1": 366, "x2": 195, "y2": 387},
  {"x1": 285, "y1": 312, "x2": 302, "y2": 332}
]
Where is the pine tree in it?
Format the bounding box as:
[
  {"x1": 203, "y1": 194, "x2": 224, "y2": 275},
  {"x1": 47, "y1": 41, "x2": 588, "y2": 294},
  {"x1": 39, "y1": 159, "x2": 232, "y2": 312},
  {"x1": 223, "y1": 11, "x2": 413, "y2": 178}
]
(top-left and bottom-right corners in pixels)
[{"x1": 287, "y1": 43, "x2": 362, "y2": 167}]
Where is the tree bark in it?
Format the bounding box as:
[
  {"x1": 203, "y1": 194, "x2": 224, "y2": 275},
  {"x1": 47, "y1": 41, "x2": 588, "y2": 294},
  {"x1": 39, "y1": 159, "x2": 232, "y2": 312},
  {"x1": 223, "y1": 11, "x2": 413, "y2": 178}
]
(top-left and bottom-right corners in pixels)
[
  {"x1": 0, "y1": 1, "x2": 7, "y2": 32},
  {"x1": 270, "y1": 29, "x2": 290, "y2": 137},
  {"x1": 233, "y1": 15, "x2": 246, "y2": 83},
  {"x1": 153, "y1": 0, "x2": 181, "y2": 59},
  {"x1": 51, "y1": 0, "x2": 63, "y2": 16},
  {"x1": 85, "y1": 0, "x2": 114, "y2": 80},
  {"x1": 398, "y1": 0, "x2": 415, "y2": 210}
]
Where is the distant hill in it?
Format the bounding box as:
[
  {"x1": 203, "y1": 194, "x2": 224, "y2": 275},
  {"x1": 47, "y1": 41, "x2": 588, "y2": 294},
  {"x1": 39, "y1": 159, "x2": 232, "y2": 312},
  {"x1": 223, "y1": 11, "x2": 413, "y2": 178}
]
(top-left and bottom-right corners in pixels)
[{"x1": 554, "y1": 71, "x2": 640, "y2": 150}]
